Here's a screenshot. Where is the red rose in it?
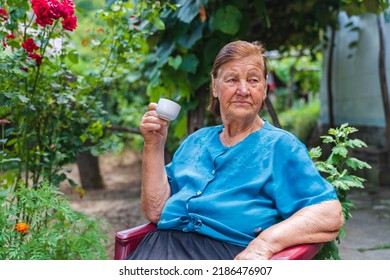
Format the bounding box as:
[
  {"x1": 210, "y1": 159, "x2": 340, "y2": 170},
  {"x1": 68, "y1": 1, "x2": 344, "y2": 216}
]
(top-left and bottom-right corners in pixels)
[
  {"x1": 31, "y1": 0, "x2": 54, "y2": 27},
  {"x1": 2, "y1": 33, "x2": 14, "y2": 49},
  {"x1": 59, "y1": 0, "x2": 75, "y2": 18},
  {"x1": 30, "y1": 0, "x2": 77, "y2": 31},
  {"x1": 22, "y1": 38, "x2": 39, "y2": 53},
  {"x1": 61, "y1": 15, "x2": 77, "y2": 31},
  {"x1": 48, "y1": 0, "x2": 62, "y2": 20},
  {"x1": 28, "y1": 53, "x2": 43, "y2": 66},
  {"x1": 0, "y1": 7, "x2": 8, "y2": 21}
]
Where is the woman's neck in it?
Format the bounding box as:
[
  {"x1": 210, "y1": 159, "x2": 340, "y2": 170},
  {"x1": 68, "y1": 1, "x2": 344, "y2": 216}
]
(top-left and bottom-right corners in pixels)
[{"x1": 220, "y1": 116, "x2": 264, "y2": 146}]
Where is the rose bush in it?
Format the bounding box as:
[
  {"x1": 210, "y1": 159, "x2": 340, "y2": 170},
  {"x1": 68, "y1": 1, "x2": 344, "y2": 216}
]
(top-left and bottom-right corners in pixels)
[{"x1": 0, "y1": 0, "x2": 108, "y2": 260}]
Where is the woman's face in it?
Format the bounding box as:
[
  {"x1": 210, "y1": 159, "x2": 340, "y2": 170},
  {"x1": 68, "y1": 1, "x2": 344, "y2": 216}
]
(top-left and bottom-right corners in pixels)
[{"x1": 212, "y1": 55, "x2": 267, "y2": 123}]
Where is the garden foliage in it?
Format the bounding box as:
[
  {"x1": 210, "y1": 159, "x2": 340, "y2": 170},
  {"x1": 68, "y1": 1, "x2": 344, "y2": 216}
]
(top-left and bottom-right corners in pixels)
[
  {"x1": 310, "y1": 123, "x2": 371, "y2": 259},
  {"x1": 0, "y1": 0, "x2": 109, "y2": 260}
]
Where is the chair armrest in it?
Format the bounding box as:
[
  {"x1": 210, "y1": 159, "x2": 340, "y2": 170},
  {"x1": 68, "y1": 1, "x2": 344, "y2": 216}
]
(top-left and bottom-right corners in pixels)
[
  {"x1": 270, "y1": 243, "x2": 324, "y2": 260},
  {"x1": 114, "y1": 223, "x2": 157, "y2": 260},
  {"x1": 114, "y1": 223, "x2": 323, "y2": 260}
]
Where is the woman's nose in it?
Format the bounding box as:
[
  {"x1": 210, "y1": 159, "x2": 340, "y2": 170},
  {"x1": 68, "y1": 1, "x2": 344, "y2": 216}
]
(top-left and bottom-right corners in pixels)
[{"x1": 236, "y1": 80, "x2": 249, "y2": 95}]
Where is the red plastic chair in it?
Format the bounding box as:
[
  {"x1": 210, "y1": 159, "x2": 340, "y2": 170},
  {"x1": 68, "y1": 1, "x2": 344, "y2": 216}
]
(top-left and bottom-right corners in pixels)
[{"x1": 114, "y1": 223, "x2": 324, "y2": 260}]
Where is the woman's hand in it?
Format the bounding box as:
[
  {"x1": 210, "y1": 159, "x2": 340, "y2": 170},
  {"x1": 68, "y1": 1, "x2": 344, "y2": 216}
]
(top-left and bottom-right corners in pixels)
[
  {"x1": 234, "y1": 238, "x2": 275, "y2": 260},
  {"x1": 139, "y1": 103, "x2": 169, "y2": 147}
]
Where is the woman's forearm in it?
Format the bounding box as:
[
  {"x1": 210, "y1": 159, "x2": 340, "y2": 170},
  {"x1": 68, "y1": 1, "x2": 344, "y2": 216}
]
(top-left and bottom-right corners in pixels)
[
  {"x1": 141, "y1": 144, "x2": 171, "y2": 224},
  {"x1": 235, "y1": 200, "x2": 344, "y2": 259}
]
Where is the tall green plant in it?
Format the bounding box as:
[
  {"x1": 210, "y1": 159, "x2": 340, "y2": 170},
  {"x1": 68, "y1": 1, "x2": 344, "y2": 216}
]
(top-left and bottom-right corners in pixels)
[{"x1": 309, "y1": 123, "x2": 371, "y2": 259}]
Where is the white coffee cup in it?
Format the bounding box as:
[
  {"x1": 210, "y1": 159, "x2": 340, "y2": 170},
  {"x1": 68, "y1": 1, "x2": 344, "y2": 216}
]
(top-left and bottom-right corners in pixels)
[{"x1": 156, "y1": 98, "x2": 181, "y2": 121}]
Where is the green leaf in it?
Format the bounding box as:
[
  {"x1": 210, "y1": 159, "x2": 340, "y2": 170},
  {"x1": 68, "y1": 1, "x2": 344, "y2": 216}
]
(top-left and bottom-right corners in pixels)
[
  {"x1": 168, "y1": 56, "x2": 182, "y2": 70},
  {"x1": 156, "y1": 41, "x2": 176, "y2": 66},
  {"x1": 348, "y1": 41, "x2": 359, "y2": 49},
  {"x1": 179, "y1": 54, "x2": 199, "y2": 74},
  {"x1": 176, "y1": 0, "x2": 203, "y2": 24},
  {"x1": 151, "y1": 16, "x2": 165, "y2": 30},
  {"x1": 66, "y1": 179, "x2": 77, "y2": 188},
  {"x1": 314, "y1": 161, "x2": 337, "y2": 175},
  {"x1": 111, "y1": 4, "x2": 121, "y2": 12},
  {"x1": 174, "y1": 115, "x2": 187, "y2": 138},
  {"x1": 321, "y1": 135, "x2": 334, "y2": 143},
  {"x1": 327, "y1": 152, "x2": 343, "y2": 165},
  {"x1": 332, "y1": 146, "x2": 348, "y2": 157},
  {"x1": 177, "y1": 21, "x2": 205, "y2": 49},
  {"x1": 0, "y1": 189, "x2": 11, "y2": 198},
  {"x1": 146, "y1": 83, "x2": 166, "y2": 102},
  {"x1": 80, "y1": 134, "x2": 88, "y2": 143},
  {"x1": 0, "y1": 158, "x2": 21, "y2": 164},
  {"x1": 345, "y1": 139, "x2": 367, "y2": 148},
  {"x1": 214, "y1": 5, "x2": 242, "y2": 35},
  {"x1": 17, "y1": 94, "x2": 29, "y2": 103},
  {"x1": 337, "y1": 175, "x2": 365, "y2": 189},
  {"x1": 2, "y1": 92, "x2": 15, "y2": 99},
  {"x1": 67, "y1": 50, "x2": 79, "y2": 64},
  {"x1": 345, "y1": 157, "x2": 372, "y2": 170},
  {"x1": 328, "y1": 128, "x2": 337, "y2": 135},
  {"x1": 309, "y1": 146, "x2": 322, "y2": 159}
]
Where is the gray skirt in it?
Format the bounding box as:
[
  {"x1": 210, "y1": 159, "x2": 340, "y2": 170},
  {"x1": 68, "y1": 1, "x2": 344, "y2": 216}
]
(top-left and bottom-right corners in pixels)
[{"x1": 126, "y1": 229, "x2": 245, "y2": 260}]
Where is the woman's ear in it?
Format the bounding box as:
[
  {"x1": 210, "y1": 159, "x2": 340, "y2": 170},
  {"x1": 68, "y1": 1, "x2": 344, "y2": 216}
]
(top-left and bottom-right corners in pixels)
[{"x1": 211, "y1": 74, "x2": 218, "y2": 98}]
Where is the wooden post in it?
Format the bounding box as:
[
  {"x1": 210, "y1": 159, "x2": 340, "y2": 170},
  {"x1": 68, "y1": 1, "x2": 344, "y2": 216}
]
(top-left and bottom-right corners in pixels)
[{"x1": 377, "y1": 15, "x2": 390, "y2": 156}]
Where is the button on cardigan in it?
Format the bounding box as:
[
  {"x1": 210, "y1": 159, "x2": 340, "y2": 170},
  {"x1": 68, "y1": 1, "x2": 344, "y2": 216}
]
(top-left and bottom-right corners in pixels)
[{"x1": 158, "y1": 120, "x2": 338, "y2": 247}]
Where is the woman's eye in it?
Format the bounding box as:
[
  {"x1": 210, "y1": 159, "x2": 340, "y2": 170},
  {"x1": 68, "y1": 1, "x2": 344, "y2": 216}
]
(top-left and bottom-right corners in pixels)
[{"x1": 226, "y1": 78, "x2": 236, "y2": 83}]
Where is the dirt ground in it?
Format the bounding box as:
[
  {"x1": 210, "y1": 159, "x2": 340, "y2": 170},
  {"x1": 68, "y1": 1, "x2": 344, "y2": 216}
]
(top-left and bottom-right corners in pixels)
[{"x1": 60, "y1": 150, "x2": 148, "y2": 259}]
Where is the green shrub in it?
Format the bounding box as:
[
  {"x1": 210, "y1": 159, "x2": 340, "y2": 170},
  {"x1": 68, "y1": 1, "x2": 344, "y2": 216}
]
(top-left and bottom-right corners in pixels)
[
  {"x1": 278, "y1": 99, "x2": 320, "y2": 144},
  {"x1": 0, "y1": 182, "x2": 108, "y2": 260}
]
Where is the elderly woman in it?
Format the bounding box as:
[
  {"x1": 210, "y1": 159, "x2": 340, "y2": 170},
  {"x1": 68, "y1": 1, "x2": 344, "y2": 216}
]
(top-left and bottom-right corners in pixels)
[{"x1": 130, "y1": 40, "x2": 343, "y2": 260}]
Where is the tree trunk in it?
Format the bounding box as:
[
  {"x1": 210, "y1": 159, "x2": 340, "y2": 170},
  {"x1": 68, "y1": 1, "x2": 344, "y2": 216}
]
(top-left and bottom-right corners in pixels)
[
  {"x1": 187, "y1": 86, "x2": 208, "y2": 134},
  {"x1": 265, "y1": 95, "x2": 282, "y2": 128},
  {"x1": 76, "y1": 151, "x2": 105, "y2": 189},
  {"x1": 377, "y1": 15, "x2": 390, "y2": 156},
  {"x1": 287, "y1": 66, "x2": 296, "y2": 108},
  {"x1": 327, "y1": 28, "x2": 336, "y2": 128}
]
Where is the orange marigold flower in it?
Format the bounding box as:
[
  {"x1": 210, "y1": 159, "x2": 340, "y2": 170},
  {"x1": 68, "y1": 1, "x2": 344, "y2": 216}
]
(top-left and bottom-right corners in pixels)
[
  {"x1": 81, "y1": 37, "x2": 89, "y2": 46},
  {"x1": 15, "y1": 222, "x2": 29, "y2": 233}
]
